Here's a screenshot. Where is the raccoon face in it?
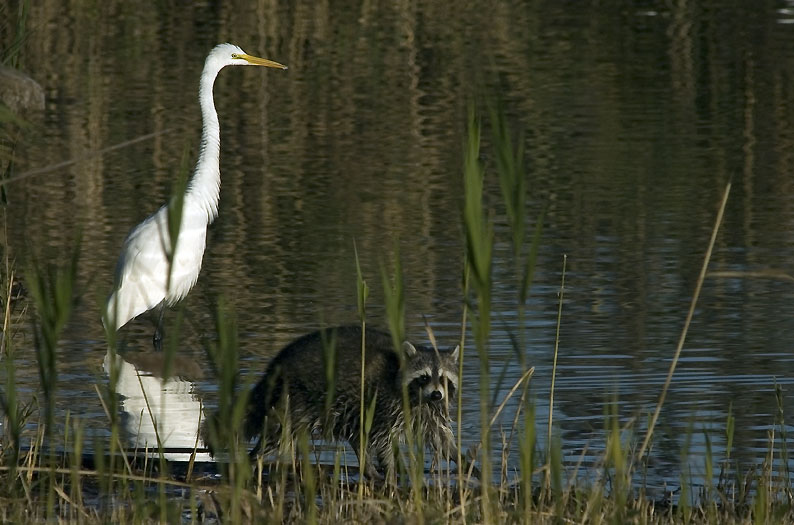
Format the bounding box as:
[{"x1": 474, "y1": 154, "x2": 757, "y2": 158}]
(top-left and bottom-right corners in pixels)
[{"x1": 402, "y1": 341, "x2": 460, "y2": 404}]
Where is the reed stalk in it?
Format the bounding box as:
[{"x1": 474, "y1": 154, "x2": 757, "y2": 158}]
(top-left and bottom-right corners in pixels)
[
  {"x1": 547, "y1": 253, "x2": 566, "y2": 493},
  {"x1": 382, "y1": 250, "x2": 426, "y2": 519},
  {"x1": 637, "y1": 182, "x2": 732, "y2": 461},
  {"x1": 354, "y1": 242, "x2": 369, "y2": 500},
  {"x1": 462, "y1": 106, "x2": 494, "y2": 522},
  {"x1": 457, "y1": 262, "x2": 470, "y2": 520}
]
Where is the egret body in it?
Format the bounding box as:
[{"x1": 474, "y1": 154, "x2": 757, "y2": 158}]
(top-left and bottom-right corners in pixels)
[{"x1": 105, "y1": 43, "x2": 286, "y2": 347}]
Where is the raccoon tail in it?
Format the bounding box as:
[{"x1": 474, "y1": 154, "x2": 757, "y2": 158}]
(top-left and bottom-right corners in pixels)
[
  {"x1": 198, "y1": 408, "x2": 221, "y2": 456},
  {"x1": 242, "y1": 367, "x2": 286, "y2": 457},
  {"x1": 199, "y1": 381, "x2": 265, "y2": 456}
]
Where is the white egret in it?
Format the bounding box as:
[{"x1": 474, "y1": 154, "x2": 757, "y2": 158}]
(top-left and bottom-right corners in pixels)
[{"x1": 105, "y1": 43, "x2": 286, "y2": 349}]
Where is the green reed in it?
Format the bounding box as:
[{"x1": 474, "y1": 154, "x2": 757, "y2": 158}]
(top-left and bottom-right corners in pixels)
[
  {"x1": 382, "y1": 248, "x2": 427, "y2": 517},
  {"x1": 24, "y1": 240, "x2": 79, "y2": 518},
  {"x1": 160, "y1": 147, "x2": 192, "y2": 378},
  {"x1": 463, "y1": 105, "x2": 495, "y2": 522},
  {"x1": 488, "y1": 102, "x2": 545, "y2": 521},
  {"x1": 354, "y1": 242, "x2": 370, "y2": 500},
  {"x1": 774, "y1": 383, "x2": 791, "y2": 493},
  {"x1": 297, "y1": 429, "x2": 318, "y2": 525},
  {"x1": 204, "y1": 298, "x2": 254, "y2": 518},
  {"x1": 0, "y1": 0, "x2": 32, "y2": 207},
  {"x1": 457, "y1": 261, "x2": 471, "y2": 516},
  {"x1": 0, "y1": 0, "x2": 29, "y2": 69},
  {"x1": 0, "y1": 263, "x2": 28, "y2": 489}
]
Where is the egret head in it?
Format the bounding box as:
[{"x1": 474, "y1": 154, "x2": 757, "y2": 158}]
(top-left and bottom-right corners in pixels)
[{"x1": 208, "y1": 43, "x2": 287, "y2": 70}]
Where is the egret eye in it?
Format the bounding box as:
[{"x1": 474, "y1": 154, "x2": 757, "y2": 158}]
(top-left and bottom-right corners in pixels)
[{"x1": 231, "y1": 53, "x2": 241, "y2": 59}]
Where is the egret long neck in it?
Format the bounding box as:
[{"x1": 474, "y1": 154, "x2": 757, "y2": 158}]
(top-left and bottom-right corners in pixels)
[{"x1": 186, "y1": 62, "x2": 223, "y2": 222}]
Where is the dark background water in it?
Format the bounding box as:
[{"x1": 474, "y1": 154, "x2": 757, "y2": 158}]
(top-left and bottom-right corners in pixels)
[{"x1": 4, "y1": 0, "x2": 794, "y2": 493}]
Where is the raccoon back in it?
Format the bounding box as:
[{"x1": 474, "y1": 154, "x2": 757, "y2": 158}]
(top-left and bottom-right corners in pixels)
[{"x1": 244, "y1": 325, "x2": 402, "y2": 439}]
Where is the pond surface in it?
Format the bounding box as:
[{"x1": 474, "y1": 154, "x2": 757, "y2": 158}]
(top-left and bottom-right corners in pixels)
[{"x1": 4, "y1": 0, "x2": 794, "y2": 496}]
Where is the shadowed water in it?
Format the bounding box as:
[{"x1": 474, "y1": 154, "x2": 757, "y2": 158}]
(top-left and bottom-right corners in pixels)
[{"x1": 4, "y1": 0, "x2": 794, "y2": 496}]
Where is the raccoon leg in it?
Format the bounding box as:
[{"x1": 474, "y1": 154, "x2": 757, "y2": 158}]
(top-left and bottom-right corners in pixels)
[
  {"x1": 424, "y1": 418, "x2": 456, "y2": 460},
  {"x1": 453, "y1": 444, "x2": 482, "y2": 480},
  {"x1": 247, "y1": 411, "x2": 276, "y2": 459},
  {"x1": 249, "y1": 433, "x2": 280, "y2": 461},
  {"x1": 349, "y1": 433, "x2": 385, "y2": 481},
  {"x1": 364, "y1": 458, "x2": 385, "y2": 482},
  {"x1": 370, "y1": 430, "x2": 402, "y2": 484},
  {"x1": 249, "y1": 436, "x2": 264, "y2": 458},
  {"x1": 375, "y1": 445, "x2": 396, "y2": 484},
  {"x1": 426, "y1": 423, "x2": 457, "y2": 473},
  {"x1": 431, "y1": 421, "x2": 481, "y2": 479}
]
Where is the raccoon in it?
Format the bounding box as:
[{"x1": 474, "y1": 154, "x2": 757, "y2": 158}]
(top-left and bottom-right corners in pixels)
[{"x1": 244, "y1": 325, "x2": 464, "y2": 481}]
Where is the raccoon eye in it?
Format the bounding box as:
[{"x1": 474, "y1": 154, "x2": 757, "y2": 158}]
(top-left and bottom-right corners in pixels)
[{"x1": 418, "y1": 374, "x2": 431, "y2": 385}]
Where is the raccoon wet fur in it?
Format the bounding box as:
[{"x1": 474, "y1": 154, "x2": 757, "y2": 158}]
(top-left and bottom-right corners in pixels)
[{"x1": 244, "y1": 325, "x2": 464, "y2": 481}]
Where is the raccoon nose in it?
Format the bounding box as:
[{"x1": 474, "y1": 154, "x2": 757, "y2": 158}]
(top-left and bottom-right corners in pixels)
[{"x1": 430, "y1": 390, "x2": 443, "y2": 401}]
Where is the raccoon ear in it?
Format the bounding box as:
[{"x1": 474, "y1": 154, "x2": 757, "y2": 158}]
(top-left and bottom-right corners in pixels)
[
  {"x1": 451, "y1": 345, "x2": 460, "y2": 362},
  {"x1": 403, "y1": 341, "x2": 418, "y2": 356}
]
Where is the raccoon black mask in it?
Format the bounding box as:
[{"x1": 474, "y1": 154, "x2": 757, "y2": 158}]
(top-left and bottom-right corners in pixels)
[{"x1": 402, "y1": 340, "x2": 459, "y2": 405}]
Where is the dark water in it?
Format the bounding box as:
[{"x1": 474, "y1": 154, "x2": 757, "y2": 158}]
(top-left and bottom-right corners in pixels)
[{"x1": 4, "y1": 1, "x2": 794, "y2": 494}]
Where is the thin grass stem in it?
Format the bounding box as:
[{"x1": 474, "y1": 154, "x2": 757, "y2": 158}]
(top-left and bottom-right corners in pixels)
[
  {"x1": 547, "y1": 254, "x2": 566, "y2": 483},
  {"x1": 637, "y1": 182, "x2": 731, "y2": 460}
]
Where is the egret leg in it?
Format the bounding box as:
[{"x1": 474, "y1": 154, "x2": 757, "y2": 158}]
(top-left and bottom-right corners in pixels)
[{"x1": 153, "y1": 304, "x2": 166, "y2": 352}]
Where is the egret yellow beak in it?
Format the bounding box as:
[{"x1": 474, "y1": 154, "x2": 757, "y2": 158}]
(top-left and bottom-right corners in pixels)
[{"x1": 238, "y1": 54, "x2": 288, "y2": 70}]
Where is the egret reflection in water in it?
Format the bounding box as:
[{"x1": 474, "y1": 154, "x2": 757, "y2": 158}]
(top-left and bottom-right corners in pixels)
[{"x1": 103, "y1": 349, "x2": 212, "y2": 463}]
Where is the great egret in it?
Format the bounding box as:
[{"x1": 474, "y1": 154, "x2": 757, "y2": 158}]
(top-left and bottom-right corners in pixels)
[{"x1": 104, "y1": 43, "x2": 286, "y2": 349}]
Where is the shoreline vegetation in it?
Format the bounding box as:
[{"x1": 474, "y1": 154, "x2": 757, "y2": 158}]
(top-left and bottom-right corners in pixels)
[
  {"x1": 3, "y1": 7, "x2": 794, "y2": 521},
  {"x1": 3, "y1": 103, "x2": 793, "y2": 524}
]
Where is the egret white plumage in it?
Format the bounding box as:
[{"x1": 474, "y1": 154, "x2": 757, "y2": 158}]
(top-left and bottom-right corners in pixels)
[{"x1": 104, "y1": 43, "x2": 286, "y2": 349}]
